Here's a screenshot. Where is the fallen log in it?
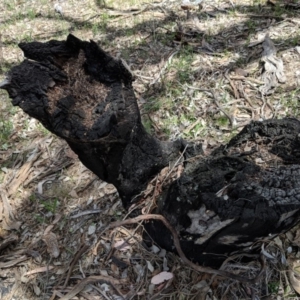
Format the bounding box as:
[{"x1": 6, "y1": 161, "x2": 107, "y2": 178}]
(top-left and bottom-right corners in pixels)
[{"x1": 2, "y1": 34, "x2": 300, "y2": 267}]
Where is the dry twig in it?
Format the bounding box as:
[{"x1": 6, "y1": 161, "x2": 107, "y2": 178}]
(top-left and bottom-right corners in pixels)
[{"x1": 62, "y1": 243, "x2": 90, "y2": 288}]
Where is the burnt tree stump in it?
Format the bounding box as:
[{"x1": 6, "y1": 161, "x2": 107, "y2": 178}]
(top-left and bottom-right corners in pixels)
[
  {"x1": 0, "y1": 34, "x2": 181, "y2": 207},
  {"x1": 2, "y1": 34, "x2": 300, "y2": 267}
]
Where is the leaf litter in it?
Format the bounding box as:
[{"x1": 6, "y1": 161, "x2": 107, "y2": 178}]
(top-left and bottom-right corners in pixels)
[{"x1": 1, "y1": 0, "x2": 300, "y2": 299}]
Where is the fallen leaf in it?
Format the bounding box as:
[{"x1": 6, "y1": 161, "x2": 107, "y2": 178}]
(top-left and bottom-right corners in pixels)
[
  {"x1": 114, "y1": 239, "x2": 131, "y2": 251},
  {"x1": 293, "y1": 229, "x2": 300, "y2": 248},
  {"x1": 69, "y1": 189, "x2": 78, "y2": 198},
  {"x1": 235, "y1": 68, "x2": 248, "y2": 77},
  {"x1": 151, "y1": 271, "x2": 173, "y2": 285},
  {"x1": 202, "y1": 38, "x2": 214, "y2": 52},
  {"x1": 21, "y1": 266, "x2": 55, "y2": 283},
  {"x1": 104, "y1": 184, "x2": 117, "y2": 195},
  {"x1": 163, "y1": 257, "x2": 169, "y2": 271},
  {"x1": 88, "y1": 224, "x2": 96, "y2": 235},
  {"x1": 147, "y1": 260, "x2": 154, "y2": 273},
  {"x1": 42, "y1": 232, "x2": 60, "y2": 258},
  {"x1": 255, "y1": 158, "x2": 265, "y2": 164},
  {"x1": 33, "y1": 284, "x2": 41, "y2": 296},
  {"x1": 151, "y1": 245, "x2": 160, "y2": 254},
  {"x1": 100, "y1": 270, "x2": 109, "y2": 276},
  {"x1": 65, "y1": 147, "x2": 78, "y2": 159},
  {"x1": 288, "y1": 259, "x2": 300, "y2": 294}
]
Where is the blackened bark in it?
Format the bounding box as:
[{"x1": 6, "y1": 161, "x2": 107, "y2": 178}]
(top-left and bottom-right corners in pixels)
[
  {"x1": 0, "y1": 34, "x2": 181, "y2": 207},
  {"x1": 2, "y1": 35, "x2": 300, "y2": 267},
  {"x1": 145, "y1": 118, "x2": 300, "y2": 266}
]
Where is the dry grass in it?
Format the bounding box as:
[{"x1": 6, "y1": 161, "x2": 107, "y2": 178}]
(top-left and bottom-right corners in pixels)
[{"x1": 1, "y1": 0, "x2": 300, "y2": 299}]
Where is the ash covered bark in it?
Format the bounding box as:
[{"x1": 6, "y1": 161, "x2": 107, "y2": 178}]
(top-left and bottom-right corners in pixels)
[{"x1": 2, "y1": 35, "x2": 300, "y2": 267}]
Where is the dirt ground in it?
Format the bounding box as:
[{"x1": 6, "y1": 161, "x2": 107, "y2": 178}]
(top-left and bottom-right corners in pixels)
[{"x1": 1, "y1": 0, "x2": 300, "y2": 299}]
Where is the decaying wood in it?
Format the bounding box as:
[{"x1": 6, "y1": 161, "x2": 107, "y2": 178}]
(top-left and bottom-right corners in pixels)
[{"x1": 2, "y1": 34, "x2": 300, "y2": 267}]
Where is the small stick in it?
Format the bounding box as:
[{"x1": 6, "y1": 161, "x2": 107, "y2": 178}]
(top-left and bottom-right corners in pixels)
[
  {"x1": 161, "y1": 144, "x2": 188, "y2": 185},
  {"x1": 63, "y1": 243, "x2": 90, "y2": 288},
  {"x1": 229, "y1": 76, "x2": 264, "y2": 85},
  {"x1": 211, "y1": 91, "x2": 235, "y2": 127},
  {"x1": 225, "y1": 72, "x2": 239, "y2": 99}
]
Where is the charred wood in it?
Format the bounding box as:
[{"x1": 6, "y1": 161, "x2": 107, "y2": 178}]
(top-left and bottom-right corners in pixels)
[
  {"x1": 0, "y1": 34, "x2": 181, "y2": 207},
  {"x1": 2, "y1": 35, "x2": 300, "y2": 267}
]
